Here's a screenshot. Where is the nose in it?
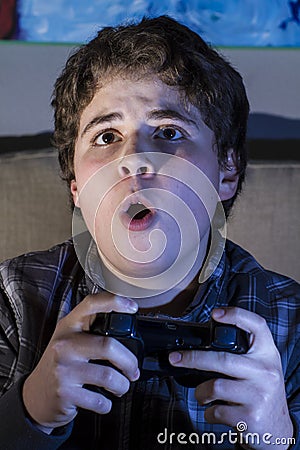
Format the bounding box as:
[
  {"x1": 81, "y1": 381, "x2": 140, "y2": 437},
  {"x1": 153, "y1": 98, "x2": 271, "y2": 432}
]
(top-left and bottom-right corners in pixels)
[{"x1": 118, "y1": 153, "x2": 155, "y2": 178}]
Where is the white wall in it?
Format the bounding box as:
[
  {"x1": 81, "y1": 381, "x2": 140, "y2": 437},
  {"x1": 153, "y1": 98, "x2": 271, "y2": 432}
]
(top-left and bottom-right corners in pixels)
[
  {"x1": 0, "y1": 42, "x2": 299, "y2": 136},
  {"x1": 0, "y1": 43, "x2": 73, "y2": 135},
  {"x1": 223, "y1": 48, "x2": 300, "y2": 120}
]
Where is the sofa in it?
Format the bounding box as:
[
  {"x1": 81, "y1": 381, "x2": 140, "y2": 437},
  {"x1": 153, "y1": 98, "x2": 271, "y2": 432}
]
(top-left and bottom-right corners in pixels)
[{"x1": 1, "y1": 135, "x2": 299, "y2": 282}]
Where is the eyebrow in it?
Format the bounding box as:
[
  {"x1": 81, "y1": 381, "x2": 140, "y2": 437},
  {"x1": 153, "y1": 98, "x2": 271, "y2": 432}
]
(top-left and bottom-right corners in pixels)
[
  {"x1": 81, "y1": 112, "x2": 123, "y2": 137},
  {"x1": 147, "y1": 109, "x2": 198, "y2": 127},
  {"x1": 81, "y1": 108, "x2": 198, "y2": 138}
]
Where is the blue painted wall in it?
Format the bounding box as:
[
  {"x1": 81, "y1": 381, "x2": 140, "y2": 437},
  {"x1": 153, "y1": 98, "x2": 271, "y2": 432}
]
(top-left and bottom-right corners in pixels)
[{"x1": 15, "y1": 0, "x2": 300, "y2": 46}]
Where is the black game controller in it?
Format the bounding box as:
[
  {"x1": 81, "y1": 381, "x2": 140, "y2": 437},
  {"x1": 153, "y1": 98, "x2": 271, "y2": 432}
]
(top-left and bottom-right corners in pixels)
[{"x1": 90, "y1": 312, "x2": 250, "y2": 387}]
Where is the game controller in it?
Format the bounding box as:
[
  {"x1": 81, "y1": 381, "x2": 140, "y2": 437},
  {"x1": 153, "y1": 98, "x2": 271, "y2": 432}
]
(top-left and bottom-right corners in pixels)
[{"x1": 90, "y1": 312, "x2": 250, "y2": 387}]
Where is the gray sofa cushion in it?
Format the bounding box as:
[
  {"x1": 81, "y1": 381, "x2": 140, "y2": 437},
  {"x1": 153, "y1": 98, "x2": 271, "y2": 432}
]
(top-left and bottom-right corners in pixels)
[
  {"x1": 0, "y1": 148, "x2": 71, "y2": 260},
  {"x1": 227, "y1": 162, "x2": 300, "y2": 282}
]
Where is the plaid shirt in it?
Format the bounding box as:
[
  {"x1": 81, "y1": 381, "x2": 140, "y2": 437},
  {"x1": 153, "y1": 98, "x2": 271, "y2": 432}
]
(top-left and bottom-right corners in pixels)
[{"x1": 0, "y1": 238, "x2": 299, "y2": 449}]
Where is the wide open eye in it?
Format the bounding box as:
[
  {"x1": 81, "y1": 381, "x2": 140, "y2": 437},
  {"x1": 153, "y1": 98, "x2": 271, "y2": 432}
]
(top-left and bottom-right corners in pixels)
[
  {"x1": 155, "y1": 126, "x2": 184, "y2": 141},
  {"x1": 94, "y1": 130, "x2": 122, "y2": 146}
]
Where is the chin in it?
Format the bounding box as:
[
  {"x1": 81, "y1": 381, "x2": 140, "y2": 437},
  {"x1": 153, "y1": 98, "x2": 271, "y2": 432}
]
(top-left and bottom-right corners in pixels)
[
  {"x1": 109, "y1": 253, "x2": 178, "y2": 279},
  {"x1": 96, "y1": 226, "x2": 181, "y2": 278}
]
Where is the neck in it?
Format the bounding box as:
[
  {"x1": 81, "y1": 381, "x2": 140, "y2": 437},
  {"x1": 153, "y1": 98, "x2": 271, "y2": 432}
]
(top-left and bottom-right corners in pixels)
[
  {"x1": 135, "y1": 229, "x2": 210, "y2": 314},
  {"x1": 95, "y1": 229, "x2": 212, "y2": 314},
  {"x1": 139, "y1": 269, "x2": 201, "y2": 316}
]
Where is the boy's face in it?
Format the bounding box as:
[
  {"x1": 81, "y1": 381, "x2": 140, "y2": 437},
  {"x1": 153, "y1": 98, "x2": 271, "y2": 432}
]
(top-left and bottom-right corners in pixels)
[{"x1": 71, "y1": 77, "x2": 237, "y2": 289}]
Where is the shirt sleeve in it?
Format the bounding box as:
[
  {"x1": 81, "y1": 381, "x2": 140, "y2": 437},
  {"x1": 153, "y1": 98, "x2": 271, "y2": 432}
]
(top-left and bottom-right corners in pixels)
[
  {"x1": 0, "y1": 281, "x2": 72, "y2": 449},
  {"x1": 0, "y1": 375, "x2": 72, "y2": 449},
  {"x1": 289, "y1": 413, "x2": 300, "y2": 448},
  {"x1": 285, "y1": 338, "x2": 300, "y2": 448}
]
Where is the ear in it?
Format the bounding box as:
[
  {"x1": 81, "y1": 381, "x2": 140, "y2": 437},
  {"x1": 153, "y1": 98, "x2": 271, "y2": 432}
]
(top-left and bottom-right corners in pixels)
[
  {"x1": 70, "y1": 179, "x2": 80, "y2": 207},
  {"x1": 218, "y1": 149, "x2": 239, "y2": 201}
]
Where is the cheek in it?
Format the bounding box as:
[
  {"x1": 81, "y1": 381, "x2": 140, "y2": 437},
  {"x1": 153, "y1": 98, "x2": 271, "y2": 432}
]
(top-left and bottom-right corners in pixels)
[
  {"x1": 193, "y1": 158, "x2": 220, "y2": 190},
  {"x1": 175, "y1": 144, "x2": 220, "y2": 190},
  {"x1": 185, "y1": 191, "x2": 211, "y2": 235},
  {"x1": 75, "y1": 162, "x2": 103, "y2": 190},
  {"x1": 174, "y1": 171, "x2": 218, "y2": 206},
  {"x1": 96, "y1": 197, "x2": 115, "y2": 230},
  {"x1": 92, "y1": 184, "x2": 124, "y2": 236},
  {"x1": 172, "y1": 176, "x2": 218, "y2": 238},
  {"x1": 74, "y1": 165, "x2": 116, "y2": 238}
]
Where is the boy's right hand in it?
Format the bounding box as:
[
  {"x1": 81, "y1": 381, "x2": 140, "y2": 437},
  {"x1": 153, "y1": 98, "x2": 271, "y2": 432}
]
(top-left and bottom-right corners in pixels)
[{"x1": 22, "y1": 294, "x2": 139, "y2": 432}]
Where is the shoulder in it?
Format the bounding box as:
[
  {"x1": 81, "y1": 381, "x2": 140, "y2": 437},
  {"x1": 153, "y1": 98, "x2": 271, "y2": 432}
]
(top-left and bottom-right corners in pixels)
[
  {"x1": 0, "y1": 239, "x2": 77, "y2": 283},
  {"x1": 224, "y1": 241, "x2": 300, "y2": 379},
  {"x1": 0, "y1": 239, "x2": 83, "y2": 304},
  {"x1": 0, "y1": 239, "x2": 84, "y2": 338},
  {"x1": 224, "y1": 239, "x2": 300, "y2": 304}
]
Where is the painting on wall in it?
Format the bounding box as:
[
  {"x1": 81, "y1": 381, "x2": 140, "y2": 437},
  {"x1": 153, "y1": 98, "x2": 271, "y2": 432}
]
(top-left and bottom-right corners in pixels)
[
  {"x1": 0, "y1": 0, "x2": 300, "y2": 46},
  {"x1": 0, "y1": 0, "x2": 18, "y2": 39}
]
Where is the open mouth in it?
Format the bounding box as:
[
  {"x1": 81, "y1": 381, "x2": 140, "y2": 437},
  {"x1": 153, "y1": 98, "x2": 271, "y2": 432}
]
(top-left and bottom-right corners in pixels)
[
  {"x1": 122, "y1": 202, "x2": 155, "y2": 231},
  {"x1": 126, "y1": 203, "x2": 152, "y2": 220}
]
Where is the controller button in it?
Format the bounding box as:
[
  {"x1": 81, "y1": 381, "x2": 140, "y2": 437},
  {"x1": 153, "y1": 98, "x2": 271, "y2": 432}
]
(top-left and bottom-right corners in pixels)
[
  {"x1": 165, "y1": 323, "x2": 177, "y2": 331},
  {"x1": 109, "y1": 314, "x2": 133, "y2": 336},
  {"x1": 213, "y1": 325, "x2": 237, "y2": 349},
  {"x1": 175, "y1": 337, "x2": 185, "y2": 346}
]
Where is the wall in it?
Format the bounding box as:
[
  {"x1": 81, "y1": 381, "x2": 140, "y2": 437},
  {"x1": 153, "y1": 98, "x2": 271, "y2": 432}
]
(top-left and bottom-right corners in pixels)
[
  {"x1": 0, "y1": 42, "x2": 300, "y2": 136},
  {"x1": 0, "y1": 42, "x2": 71, "y2": 135}
]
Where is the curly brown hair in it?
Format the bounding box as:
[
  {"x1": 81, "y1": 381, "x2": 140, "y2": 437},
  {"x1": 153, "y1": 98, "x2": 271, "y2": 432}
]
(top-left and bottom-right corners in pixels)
[{"x1": 52, "y1": 15, "x2": 249, "y2": 216}]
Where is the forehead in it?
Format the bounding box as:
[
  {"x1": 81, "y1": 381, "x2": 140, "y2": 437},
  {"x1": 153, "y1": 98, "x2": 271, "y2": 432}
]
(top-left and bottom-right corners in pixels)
[{"x1": 78, "y1": 76, "x2": 201, "y2": 127}]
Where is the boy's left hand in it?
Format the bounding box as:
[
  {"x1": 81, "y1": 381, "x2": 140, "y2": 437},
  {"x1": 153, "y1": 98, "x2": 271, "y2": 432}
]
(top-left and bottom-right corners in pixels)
[{"x1": 169, "y1": 307, "x2": 293, "y2": 450}]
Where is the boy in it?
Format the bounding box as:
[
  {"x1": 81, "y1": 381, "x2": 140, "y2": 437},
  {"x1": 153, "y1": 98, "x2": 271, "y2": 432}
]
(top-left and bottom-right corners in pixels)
[{"x1": 0, "y1": 16, "x2": 299, "y2": 449}]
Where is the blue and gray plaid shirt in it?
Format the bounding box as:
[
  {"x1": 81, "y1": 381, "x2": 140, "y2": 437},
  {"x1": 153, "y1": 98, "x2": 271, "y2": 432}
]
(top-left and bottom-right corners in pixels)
[{"x1": 0, "y1": 238, "x2": 299, "y2": 449}]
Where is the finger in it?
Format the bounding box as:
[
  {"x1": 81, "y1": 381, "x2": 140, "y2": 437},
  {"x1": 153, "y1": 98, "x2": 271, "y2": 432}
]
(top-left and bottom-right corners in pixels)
[
  {"x1": 93, "y1": 336, "x2": 140, "y2": 382},
  {"x1": 169, "y1": 349, "x2": 261, "y2": 379},
  {"x1": 72, "y1": 361, "x2": 130, "y2": 397},
  {"x1": 211, "y1": 307, "x2": 276, "y2": 354},
  {"x1": 69, "y1": 385, "x2": 112, "y2": 415},
  {"x1": 204, "y1": 402, "x2": 246, "y2": 429},
  {"x1": 171, "y1": 348, "x2": 282, "y2": 382},
  {"x1": 195, "y1": 378, "x2": 255, "y2": 406},
  {"x1": 58, "y1": 293, "x2": 138, "y2": 332},
  {"x1": 52, "y1": 333, "x2": 139, "y2": 382}
]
